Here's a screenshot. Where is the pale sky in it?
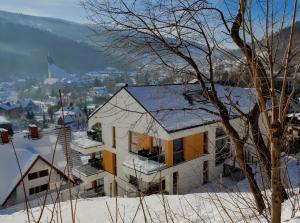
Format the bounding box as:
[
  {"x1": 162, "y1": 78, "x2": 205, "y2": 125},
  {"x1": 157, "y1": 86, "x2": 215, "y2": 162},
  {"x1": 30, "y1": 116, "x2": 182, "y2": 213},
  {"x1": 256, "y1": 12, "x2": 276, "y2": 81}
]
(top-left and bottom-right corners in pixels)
[
  {"x1": 0, "y1": 0, "x2": 298, "y2": 25},
  {"x1": 0, "y1": 0, "x2": 87, "y2": 23}
]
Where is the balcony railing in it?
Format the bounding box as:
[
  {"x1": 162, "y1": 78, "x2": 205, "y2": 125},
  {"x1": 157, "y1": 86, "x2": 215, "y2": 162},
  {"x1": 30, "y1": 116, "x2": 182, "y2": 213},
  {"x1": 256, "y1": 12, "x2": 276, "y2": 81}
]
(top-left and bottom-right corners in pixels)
[
  {"x1": 73, "y1": 160, "x2": 104, "y2": 177},
  {"x1": 123, "y1": 153, "x2": 167, "y2": 175}
]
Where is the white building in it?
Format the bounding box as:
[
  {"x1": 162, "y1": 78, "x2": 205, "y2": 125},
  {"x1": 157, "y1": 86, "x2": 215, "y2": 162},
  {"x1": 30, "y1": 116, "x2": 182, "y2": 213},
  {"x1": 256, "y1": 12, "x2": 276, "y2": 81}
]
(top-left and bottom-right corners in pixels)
[
  {"x1": 0, "y1": 127, "x2": 74, "y2": 208},
  {"x1": 71, "y1": 83, "x2": 256, "y2": 197}
]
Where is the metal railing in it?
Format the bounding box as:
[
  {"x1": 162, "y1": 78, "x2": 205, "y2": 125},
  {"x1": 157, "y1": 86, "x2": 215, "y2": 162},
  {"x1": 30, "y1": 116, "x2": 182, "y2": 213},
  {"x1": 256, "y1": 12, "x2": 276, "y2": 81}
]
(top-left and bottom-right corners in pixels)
[
  {"x1": 124, "y1": 153, "x2": 167, "y2": 174},
  {"x1": 73, "y1": 161, "x2": 104, "y2": 177}
]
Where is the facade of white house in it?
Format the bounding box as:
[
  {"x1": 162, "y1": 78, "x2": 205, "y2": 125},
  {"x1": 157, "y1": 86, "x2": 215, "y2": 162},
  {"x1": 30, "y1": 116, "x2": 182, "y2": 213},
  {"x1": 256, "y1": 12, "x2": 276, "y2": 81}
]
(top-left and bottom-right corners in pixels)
[
  {"x1": 72, "y1": 83, "x2": 257, "y2": 197},
  {"x1": 0, "y1": 127, "x2": 74, "y2": 208},
  {"x1": 3, "y1": 156, "x2": 70, "y2": 208}
]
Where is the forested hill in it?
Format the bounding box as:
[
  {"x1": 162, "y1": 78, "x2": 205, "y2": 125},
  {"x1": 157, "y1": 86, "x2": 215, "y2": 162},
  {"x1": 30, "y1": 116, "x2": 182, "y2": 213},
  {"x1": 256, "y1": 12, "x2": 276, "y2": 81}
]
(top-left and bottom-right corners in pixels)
[{"x1": 0, "y1": 10, "x2": 133, "y2": 79}]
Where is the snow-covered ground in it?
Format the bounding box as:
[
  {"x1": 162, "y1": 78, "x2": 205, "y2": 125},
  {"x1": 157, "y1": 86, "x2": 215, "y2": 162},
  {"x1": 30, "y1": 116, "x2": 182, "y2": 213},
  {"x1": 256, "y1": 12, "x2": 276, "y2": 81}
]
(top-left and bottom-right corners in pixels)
[
  {"x1": 0, "y1": 155, "x2": 299, "y2": 222},
  {"x1": 0, "y1": 191, "x2": 299, "y2": 222}
]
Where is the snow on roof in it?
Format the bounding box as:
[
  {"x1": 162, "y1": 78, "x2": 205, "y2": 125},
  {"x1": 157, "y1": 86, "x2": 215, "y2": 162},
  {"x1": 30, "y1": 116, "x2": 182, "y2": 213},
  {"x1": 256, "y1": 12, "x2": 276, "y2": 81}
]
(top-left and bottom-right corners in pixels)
[
  {"x1": 0, "y1": 128, "x2": 68, "y2": 205},
  {"x1": 0, "y1": 148, "x2": 38, "y2": 205},
  {"x1": 287, "y1": 113, "x2": 300, "y2": 120},
  {"x1": 115, "y1": 82, "x2": 126, "y2": 87},
  {"x1": 0, "y1": 116, "x2": 10, "y2": 124},
  {"x1": 19, "y1": 99, "x2": 34, "y2": 109},
  {"x1": 124, "y1": 84, "x2": 255, "y2": 132},
  {"x1": 0, "y1": 102, "x2": 19, "y2": 111},
  {"x1": 55, "y1": 106, "x2": 81, "y2": 115}
]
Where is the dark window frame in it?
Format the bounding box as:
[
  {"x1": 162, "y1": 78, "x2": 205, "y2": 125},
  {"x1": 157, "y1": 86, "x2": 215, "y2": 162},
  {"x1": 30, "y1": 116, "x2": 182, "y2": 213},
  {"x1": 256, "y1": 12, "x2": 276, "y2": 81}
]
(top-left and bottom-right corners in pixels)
[
  {"x1": 173, "y1": 138, "x2": 184, "y2": 164},
  {"x1": 28, "y1": 172, "x2": 38, "y2": 181},
  {"x1": 112, "y1": 126, "x2": 116, "y2": 148},
  {"x1": 39, "y1": 169, "x2": 49, "y2": 178},
  {"x1": 29, "y1": 188, "x2": 35, "y2": 195}
]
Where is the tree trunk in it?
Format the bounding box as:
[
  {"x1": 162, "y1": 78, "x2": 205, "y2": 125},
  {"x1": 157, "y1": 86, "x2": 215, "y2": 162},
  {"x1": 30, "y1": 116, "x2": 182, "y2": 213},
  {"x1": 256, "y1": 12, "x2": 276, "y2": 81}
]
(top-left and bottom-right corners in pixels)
[
  {"x1": 215, "y1": 101, "x2": 266, "y2": 213},
  {"x1": 271, "y1": 123, "x2": 282, "y2": 223},
  {"x1": 249, "y1": 104, "x2": 288, "y2": 201},
  {"x1": 234, "y1": 140, "x2": 266, "y2": 214}
]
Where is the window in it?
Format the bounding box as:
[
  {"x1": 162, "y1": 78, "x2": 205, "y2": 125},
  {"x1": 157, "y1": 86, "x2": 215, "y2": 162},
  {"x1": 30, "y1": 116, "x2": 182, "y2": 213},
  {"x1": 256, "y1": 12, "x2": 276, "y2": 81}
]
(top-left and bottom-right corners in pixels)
[
  {"x1": 28, "y1": 172, "x2": 38, "y2": 180},
  {"x1": 129, "y1": 175, "x2": 138, "y2": 187},
  {"x1": 29, "y1": 188, "x2": 35, "y2": 195},
  {"x1": 40, "y1": 184, "x2": 48, "y2": 192},
  {"x1": 203, "y1": 161, "x2": 209, "y2": 184},
  {"x1": 112, "y1": 126, "x2": 116, "y2": 148},
  {"x1": 173, "y1": 172, "x2": 178, "y2": 194},
  {"x1": 128, "y1": 130, "x2": 132, "y2": 152},
  {"x1": 29, "y1": 184, "x2": 49, "y2": 196},
  {"x1": 35, "y1": 186, "x2": 40, "y2": 194},
  {"x1": 216, "y1": 127, "x2": 226, "y2": 138},
  {"x1": 88, "y1": 123, "x2": 102, "y2": 142},
  {"x1": 173, "y1": 138, "x2": 184, "y2": 164},
  {"x1": 28, "y1": 170, "x2": 49, "y2": 180},
  {"x1": 161, "y1": 179, "x2": 166, "y2": 191},
  {"x1": 39, "y1": 170, "x2": 49, "y2": 177},
  {"x1": 215, "y1": 128, "x2": 231, "y2": 165},
  {"x1": 203, "y1": 131, "x2": 209, "y2": 154}
]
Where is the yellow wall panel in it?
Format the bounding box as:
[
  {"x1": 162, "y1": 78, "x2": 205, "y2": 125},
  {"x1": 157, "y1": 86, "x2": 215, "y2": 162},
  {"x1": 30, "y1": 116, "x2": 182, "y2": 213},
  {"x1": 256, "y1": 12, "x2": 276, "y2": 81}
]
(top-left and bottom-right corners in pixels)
[
  {"x1": 183, "y1": 133, "x2": 204, "y2": 161},
  {"x1": 165, "y1": 140, "x2": 173, "y2": 166}
]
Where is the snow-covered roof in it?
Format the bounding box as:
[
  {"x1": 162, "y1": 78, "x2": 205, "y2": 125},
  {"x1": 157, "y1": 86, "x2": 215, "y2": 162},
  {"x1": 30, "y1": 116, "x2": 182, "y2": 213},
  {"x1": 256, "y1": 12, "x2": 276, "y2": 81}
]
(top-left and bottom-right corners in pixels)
[
  {"x1": 55, "y1": 106, "x2": 81, "y2": 115},
  {"x1": 0, "y1": 128, "x2": 68, "y2": 205},
  {"x1": 0, "y1": 102, "x2": 19, "y2": 111},
  {"x1": 123, "y1": 84, "x2": 255, "y2": 132},
  {"x1": 0, "y1": 148, "x2": 38, "y2": 206},
  {"x1": 115, "y1": 83, "x2": 126, "y2": 87},
  {"x1": 19, "y1": 99, "x2": 34, "y2": 109}
]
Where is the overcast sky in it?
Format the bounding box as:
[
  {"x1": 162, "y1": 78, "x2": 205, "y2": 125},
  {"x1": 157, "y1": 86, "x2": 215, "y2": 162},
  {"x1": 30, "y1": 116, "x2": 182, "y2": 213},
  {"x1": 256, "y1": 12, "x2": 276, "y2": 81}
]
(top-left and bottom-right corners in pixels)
[{"x1": 0, "y1": 0, "x2": 87, "y2": 23}]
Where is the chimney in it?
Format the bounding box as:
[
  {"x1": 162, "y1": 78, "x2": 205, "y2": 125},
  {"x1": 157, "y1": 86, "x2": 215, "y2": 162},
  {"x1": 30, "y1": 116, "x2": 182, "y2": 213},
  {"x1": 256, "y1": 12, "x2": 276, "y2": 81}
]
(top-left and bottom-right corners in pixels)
[
  {"x1": 28, "y1": 124, "x2": 39, "y2": 139},
  {"x1": 0, "y1": 128, "x2": 9, "y2": 144}
]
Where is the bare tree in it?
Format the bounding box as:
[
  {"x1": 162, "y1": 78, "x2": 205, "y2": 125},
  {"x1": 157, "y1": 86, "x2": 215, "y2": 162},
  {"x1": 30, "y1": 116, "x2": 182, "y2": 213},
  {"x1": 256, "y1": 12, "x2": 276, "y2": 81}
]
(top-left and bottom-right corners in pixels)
[{"x1": 81, "y1": 0, "x2": 299, "y2": 220}]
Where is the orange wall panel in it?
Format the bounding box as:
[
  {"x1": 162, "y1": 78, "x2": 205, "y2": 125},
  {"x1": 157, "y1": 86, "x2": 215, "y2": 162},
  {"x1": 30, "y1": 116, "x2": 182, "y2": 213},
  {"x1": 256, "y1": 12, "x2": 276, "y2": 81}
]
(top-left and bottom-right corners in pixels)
[
  {"x1": 183, "y1": 133, "x2": 204, "y2": 161},
  {"x1": 102, "y1": 150, "x2": 116, "y2": 175},
  {"x1": 136, "y1": 133, "x2": 152, "y2": 150}
]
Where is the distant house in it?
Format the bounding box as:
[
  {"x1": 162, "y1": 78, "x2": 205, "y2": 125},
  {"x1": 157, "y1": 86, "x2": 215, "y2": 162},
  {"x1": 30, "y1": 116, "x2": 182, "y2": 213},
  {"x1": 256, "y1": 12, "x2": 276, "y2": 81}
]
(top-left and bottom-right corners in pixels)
[
  {"x1": 0, "y1": 116, "x2": 13, "y2": 135},
  {"x1": 115, "y1": 83, "x2": 127, "y2": 88},
  {"x1": 0, "y1": 128, "x2": 75, "y2": 208},
  {"x1": 19, "y1": 99, "x2": 43, "y2": 116},
  {"x1": 44, "y1": 95, "x2": 58, "y2": 106},
  {"x1": 89, "y1": 87, "x2": 108, "y2": 97},
  {"x1": 55, "y1": 106, "x2": 87, "y2": 131},
  {"x1": 0, "y1": 102, "x2": 20, "y2": 117},
  {"x1": 86, "y1": 105, "x2": 96, "y2": 116}
]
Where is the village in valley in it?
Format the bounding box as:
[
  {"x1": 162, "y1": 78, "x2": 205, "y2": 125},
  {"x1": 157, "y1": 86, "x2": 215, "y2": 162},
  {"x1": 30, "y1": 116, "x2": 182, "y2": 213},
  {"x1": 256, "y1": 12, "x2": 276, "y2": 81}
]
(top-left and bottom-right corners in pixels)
[{"x1": 0, "y1": 1, "x2": 300, "y2": 223}]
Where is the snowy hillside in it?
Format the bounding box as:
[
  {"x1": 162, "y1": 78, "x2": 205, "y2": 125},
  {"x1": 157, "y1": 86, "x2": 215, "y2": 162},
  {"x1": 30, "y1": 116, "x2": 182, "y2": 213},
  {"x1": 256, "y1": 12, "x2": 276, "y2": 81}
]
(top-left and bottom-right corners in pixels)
[
  {"x1": 0, "y1": 190, "x2": 299, "y2": 222},
  {"x1": 0, "y1": 156, "x2": 299, "y2": 223}
]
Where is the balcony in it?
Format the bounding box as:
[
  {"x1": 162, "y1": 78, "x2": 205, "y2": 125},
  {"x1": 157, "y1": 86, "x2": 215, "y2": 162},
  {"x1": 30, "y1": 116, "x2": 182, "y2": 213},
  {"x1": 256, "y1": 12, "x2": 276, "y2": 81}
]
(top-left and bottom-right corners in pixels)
[
  {"x1": 71, "y1": 131, "x2": 105, "y2": 155},
  {"x1": 78, "y1": 185, "x2": 105, "y2": 198},
  {"x1": 72, "y1": 159, "x2": 106, "y2": 183},
  {"x1": 123, "y1": 152, "x2": 167, "y2": 177}
]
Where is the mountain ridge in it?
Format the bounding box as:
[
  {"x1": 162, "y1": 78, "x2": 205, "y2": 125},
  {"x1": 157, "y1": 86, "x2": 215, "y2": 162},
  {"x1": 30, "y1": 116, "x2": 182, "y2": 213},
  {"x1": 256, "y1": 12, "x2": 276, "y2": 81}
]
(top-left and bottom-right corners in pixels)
[{"x1": 0, "y1": 10, "x2": 132, "y2": 79}]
